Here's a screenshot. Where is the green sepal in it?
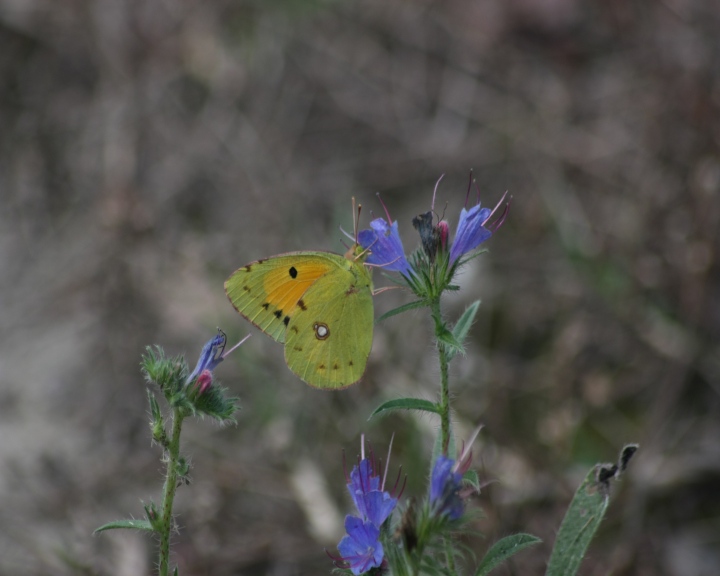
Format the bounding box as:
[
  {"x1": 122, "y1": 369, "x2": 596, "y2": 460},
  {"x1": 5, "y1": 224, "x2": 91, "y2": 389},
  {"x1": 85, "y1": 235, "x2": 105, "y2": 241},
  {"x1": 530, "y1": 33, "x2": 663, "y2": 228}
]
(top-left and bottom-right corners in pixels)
[
  {"x1": 544, "y1": 467, "x2": 611, "y2": 576},
  {"x1": 94, "y1": 519, "x2": 155, "y2": 534},
  {"x1": 368, "y1": 398, "x2": 440, "y2": 420},
  {"x1": 188, "y1": 382, "x2": 239, "y2": 423},
  {"x1": 375, "y1": 300, "x2": 426, "y2": 324},
  {"x1": 448, "y1": 300, "x2": 480, "y2": 361},
  {"x1": 475, "y1": 533, "x2": 542, "y2": 576},
  {"x1": 175, "y1": 456, "x2": 191, "y2": 483},
  {"x1": 143, "y1": 501, "x2": 163, "y2": 531},
  {"x1": 141, "y1": 346, "x2": 188, "y2": 399}
]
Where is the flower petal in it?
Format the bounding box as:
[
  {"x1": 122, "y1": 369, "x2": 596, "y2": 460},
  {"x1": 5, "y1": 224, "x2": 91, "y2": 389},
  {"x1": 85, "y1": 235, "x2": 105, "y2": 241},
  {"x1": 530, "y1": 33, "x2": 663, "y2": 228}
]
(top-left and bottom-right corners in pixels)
[
  {"x1": 429, "y1": 455, "x2": 464, "y2": 520},
  {"x1": 187, "y1": 331, "x2": 226, "y2": 384},
  {"x1": 449, "y1": 205, "x2": 492, "y2": 264},
  {"x1": 337, "y1": 516, "x2": 384, "y2": 575},
  {"x1": 361, "y1": 489, "x2": 397, "y2": 527},
  {"x1": 358, "y1": 218, "x2": 414, "y2": 276}
]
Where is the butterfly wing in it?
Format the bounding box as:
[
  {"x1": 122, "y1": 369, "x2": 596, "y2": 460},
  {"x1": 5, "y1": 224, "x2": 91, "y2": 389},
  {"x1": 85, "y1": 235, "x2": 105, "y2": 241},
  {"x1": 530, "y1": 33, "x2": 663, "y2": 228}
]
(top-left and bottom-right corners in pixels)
[
  {"x1": 284, "y1": 260, "x2": 374, "y2": 389},
  {"x1": 225, "y1": 253, "x2": 337, "y2": 343}
]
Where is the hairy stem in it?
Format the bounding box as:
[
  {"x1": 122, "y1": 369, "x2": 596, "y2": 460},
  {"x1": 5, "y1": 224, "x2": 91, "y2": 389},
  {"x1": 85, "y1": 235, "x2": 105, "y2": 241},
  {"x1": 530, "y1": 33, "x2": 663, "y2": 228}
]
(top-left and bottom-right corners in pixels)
[
  {"x1": 158, "y1": 409, "x2": 184, "y2": 576},
  {"x1": 430, "y1": 297, "x2": 451, "y2": 455}
]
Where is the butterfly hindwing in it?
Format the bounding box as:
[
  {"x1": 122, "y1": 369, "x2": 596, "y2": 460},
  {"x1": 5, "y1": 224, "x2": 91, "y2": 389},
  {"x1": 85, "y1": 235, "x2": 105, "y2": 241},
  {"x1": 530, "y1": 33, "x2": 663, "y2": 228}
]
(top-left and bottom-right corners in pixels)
[
  {"x1": 284, "y1": 259, "x2": 374, "y2": 389},
  {"x1": 225, "y1": 253, "x2": 337, "y2": 343}
]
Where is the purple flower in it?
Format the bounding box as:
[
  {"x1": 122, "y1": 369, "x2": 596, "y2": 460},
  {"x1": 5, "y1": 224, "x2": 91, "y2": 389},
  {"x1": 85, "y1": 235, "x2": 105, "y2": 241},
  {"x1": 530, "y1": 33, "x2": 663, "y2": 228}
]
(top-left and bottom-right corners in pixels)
[
  {"x1": 448, "y1": 204, "x2": 493, "y2": 264},
  {"x1": 358, "y1": 218, "x2": 414, "y2": 277},
  {"x1": 345, "y1": 437, "x2": 403, "y2": 527},
  {"x1": 429, "y1": 455, "x2": 465, "y2": 520},
  {"x1": 187, "y1": 331, "x2": 226, "y2": 386},
  {"x1": 187, "y1": 330, "x2": 250, "y2": 393},
  {"x1": 347, "y1": 460, "x2": 397, "y2": 527},
  {"x1": 333, "y1": 436, "x2": 405, "y2": 574},
  {"x1": 337, "y1": 516, "x2": 385, "y2": 575}
]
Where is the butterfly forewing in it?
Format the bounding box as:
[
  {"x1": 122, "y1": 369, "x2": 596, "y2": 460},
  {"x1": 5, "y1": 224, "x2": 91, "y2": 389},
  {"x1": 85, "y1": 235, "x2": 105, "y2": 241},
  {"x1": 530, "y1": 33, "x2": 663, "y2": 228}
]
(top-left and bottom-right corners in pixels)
[{"x1": 225, "y1": 254, "x2": 335, "y2": 343}]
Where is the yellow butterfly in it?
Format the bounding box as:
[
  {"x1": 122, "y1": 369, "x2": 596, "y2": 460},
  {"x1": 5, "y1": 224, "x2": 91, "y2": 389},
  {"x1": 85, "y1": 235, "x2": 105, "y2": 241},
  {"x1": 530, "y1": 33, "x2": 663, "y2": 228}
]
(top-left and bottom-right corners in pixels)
[{"x1": 225, "y1": 244, "x2": 374, "y2": 389}]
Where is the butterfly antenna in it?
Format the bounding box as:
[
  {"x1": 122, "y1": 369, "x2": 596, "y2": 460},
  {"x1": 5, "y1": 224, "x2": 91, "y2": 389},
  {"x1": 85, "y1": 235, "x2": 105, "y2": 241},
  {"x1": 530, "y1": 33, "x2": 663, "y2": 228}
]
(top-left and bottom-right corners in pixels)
[{"x1": 351, "y1": 197, "x2": 363, "y2": 245}]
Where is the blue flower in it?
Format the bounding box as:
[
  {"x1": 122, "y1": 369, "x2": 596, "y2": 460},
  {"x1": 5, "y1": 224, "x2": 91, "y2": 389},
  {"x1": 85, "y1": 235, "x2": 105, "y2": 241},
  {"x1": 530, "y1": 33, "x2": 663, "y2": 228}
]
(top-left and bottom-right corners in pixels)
[
  {"x1": 186, "y1": 330, "x2": 250, "y2": 393},
  {"x1": 187, "y1": 330, "x2": 226, "y2": 387},
  {"x1": 347, "y1": 459, "x2": 397, "y2": 527},
  {"x1": 337, "y1": 516, "x2": 385, "y2": 575},
  {"x1": 448, "y1": 204, "x2": 493, "y2": 265},
  {"x1": 429, "y1": 455, "x2": 464, "y2": 520},
  {"x1": 358, "y1": 218, "x2": 414, "y2": 277},
  {"x1": 333, "y1": 436, "x2": 404, "y2": 574}
]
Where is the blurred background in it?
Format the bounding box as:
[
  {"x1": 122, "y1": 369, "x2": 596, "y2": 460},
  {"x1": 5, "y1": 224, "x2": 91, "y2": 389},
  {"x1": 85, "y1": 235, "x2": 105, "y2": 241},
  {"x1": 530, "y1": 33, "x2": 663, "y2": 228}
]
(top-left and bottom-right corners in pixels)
[{"x1": 1, "y1": 0, "x2": 719, "y2": 574}]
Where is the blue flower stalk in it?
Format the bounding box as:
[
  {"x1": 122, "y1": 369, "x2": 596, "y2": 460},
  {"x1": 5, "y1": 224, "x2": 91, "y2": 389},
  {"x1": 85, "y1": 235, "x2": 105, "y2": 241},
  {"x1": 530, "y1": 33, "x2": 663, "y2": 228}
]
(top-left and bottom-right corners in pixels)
[
  {"x1": 358, "y1": 174, "x2": 508, "y2": 455},
  {"x1": 331, "y1": 435, "x2": 406, "y2": 575}
]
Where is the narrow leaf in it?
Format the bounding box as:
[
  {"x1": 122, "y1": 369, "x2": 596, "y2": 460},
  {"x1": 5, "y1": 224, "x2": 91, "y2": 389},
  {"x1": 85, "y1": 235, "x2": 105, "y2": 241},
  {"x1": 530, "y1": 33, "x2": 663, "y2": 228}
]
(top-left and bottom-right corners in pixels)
[
  {"x1": 475, "y1": 533, "x2": 542, "y2": 576},
  {"x1": 94, "y1": 519, "x2": 155, "y2": 534},
  {"x1": 375, "y1": 300, "x2": 426, "y2": 324},
  {"x1": 448, "y1": 300, "x2": 480, "y2": 360},
  {"x1": 545, "y1": 467, "x2": 610, "y2": 576},
  {"x1": 368, "y1": 398, "x2": 439, "y2": 420},
  {"x1": 436, "y1": 327, "x2": 464, "y2": 356}
]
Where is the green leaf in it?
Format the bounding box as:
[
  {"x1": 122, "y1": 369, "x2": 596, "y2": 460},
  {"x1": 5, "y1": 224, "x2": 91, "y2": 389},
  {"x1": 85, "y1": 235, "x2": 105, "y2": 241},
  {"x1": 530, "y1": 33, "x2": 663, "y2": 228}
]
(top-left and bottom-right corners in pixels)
[
  {"x1": 448, "y1": 300, "x2": 481, "y2": 360},
  {"x1": 368, "y1": 398, "x2": 439, "y2": 420},
  {"x1": 375, "y1": 300, "x2": 426, "y2": 324},
  {"x1": 436, "y1": 327, "x2": 464, "y2": 357},
  {"x1": 545, "y1": 467, "x2": 610, "y2": 576},
  {"x1": 475, "y1": 533, "x2": 542, "y2": 576},
  {"x1": 94, "y1": 519, "x2": 155, "y2": 534},
  {"x1": 463, "y1": 469, "x2": 481, "y2": 492}
]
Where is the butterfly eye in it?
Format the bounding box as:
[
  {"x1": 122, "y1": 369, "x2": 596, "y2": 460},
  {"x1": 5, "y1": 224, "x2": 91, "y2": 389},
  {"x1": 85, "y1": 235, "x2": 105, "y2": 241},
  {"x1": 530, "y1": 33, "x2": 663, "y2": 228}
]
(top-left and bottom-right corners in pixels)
[{"x1": 313, "y1": 322, "x2": 330, "y2": 340}]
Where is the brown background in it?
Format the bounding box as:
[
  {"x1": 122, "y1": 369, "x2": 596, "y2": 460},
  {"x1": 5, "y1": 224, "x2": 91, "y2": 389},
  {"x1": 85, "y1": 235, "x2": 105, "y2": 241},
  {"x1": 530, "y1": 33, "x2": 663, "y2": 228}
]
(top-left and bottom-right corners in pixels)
[{"x1": 1, "y1": 0, "x2": 719, "y2": 574}]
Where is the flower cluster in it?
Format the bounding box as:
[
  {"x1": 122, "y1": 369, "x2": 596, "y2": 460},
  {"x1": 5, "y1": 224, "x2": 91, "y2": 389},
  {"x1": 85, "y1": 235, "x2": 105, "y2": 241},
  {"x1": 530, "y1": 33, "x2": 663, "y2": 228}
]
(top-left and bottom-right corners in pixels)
[
  {"x1": 357, "y1": 175, "x2": 508, "y2": 293},
  {"x1": 334, "y1": 438, "x2": 405, "y2": 575}
]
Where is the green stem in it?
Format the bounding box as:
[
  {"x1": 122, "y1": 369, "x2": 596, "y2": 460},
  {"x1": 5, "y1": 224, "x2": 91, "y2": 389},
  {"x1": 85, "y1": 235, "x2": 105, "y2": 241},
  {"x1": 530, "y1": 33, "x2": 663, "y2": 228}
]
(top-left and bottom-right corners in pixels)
[
  {"x1": 430, "y1": 297, "x2": 451, "y2": 455},
  {"x1": 158, "y1": 408, "x2": 184, "y2": 576}
]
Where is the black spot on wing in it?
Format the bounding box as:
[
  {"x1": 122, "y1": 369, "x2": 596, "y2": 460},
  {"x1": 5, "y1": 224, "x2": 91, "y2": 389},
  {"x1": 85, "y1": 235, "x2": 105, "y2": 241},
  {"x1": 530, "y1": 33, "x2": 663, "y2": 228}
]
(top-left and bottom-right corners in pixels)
[
  {"x1": 274, "y1": 310, "x2": 283, "y2": 319},
  {"x1": 283, "y1": 316, "x2": 290, "y2": 326},
  {"x1": 289, "y1": 266, "x2": 298, "y2": 278},
  {"x1": 262, "y1": 302, "x2": 270, "y2": 310},
  {"x1": 298, "y1": 299, "x2": 307, "y2": 311}
]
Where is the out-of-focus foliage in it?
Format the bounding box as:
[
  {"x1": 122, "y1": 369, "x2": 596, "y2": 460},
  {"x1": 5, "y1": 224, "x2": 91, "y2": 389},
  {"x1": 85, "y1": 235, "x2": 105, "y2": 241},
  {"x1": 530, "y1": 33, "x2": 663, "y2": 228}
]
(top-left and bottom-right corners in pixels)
[{"x1": 1, "y1": 0, "x2": 719, "y2": 574}]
